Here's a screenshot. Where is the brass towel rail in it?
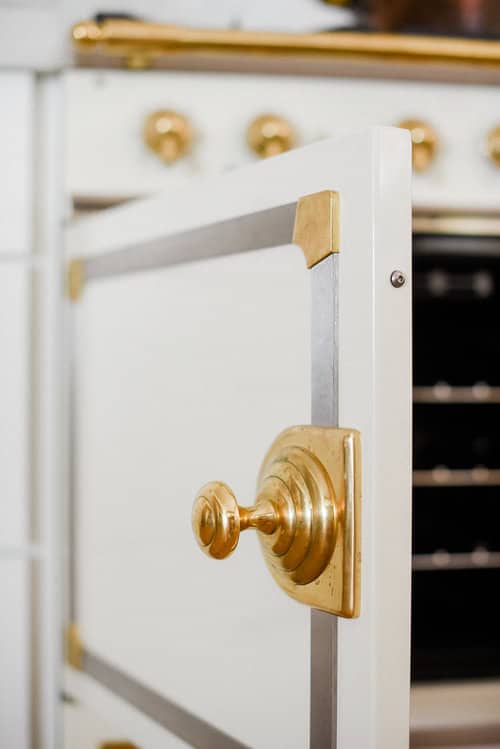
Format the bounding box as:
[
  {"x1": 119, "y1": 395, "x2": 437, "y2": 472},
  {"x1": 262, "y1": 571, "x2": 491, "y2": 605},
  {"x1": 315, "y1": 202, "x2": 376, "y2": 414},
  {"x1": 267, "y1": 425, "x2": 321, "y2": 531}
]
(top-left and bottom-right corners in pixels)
[{"x1": 71, "y1": 18, "x2": 500, "y2": 70}]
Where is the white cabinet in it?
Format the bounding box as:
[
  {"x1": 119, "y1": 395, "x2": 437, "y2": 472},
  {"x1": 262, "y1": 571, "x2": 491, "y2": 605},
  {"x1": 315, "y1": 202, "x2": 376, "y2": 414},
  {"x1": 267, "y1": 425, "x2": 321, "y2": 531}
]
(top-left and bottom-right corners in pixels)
[
  {"x1": 0, "y1": 561, "x2": 30, "y2": 749},
  {"x1": 0, "y1": 268, "x2": 31, "y2": 749},
  {"x1": 0, "y1": 268, "x2": 30, "y2": 548},
  {"x1": 0, "y1": 72, "x2": 33, "y2": 254},
  {"x1": 0, "y1": 72, "x2": 34, "y2": 749}
]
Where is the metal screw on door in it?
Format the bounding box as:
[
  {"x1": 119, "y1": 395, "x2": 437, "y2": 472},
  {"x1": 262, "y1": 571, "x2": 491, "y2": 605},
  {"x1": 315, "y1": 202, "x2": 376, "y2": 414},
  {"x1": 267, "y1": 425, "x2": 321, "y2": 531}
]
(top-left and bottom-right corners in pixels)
[{"x1": 390, "y1": 270, "x2": 407, "y2": 288}]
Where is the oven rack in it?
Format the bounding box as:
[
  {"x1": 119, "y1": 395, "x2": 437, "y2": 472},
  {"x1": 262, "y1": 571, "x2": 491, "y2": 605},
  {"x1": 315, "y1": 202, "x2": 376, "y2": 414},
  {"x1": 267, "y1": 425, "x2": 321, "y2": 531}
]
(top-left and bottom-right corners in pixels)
[
  {"x1": 412, "y1": 550, "x2": 500, "y2": 572},
  {"x1": 413, "y1": 467, "x2": 500, "y2": 487},
  {"x1": 414, "y1": 385, "x2": 500, "y2": 404}
]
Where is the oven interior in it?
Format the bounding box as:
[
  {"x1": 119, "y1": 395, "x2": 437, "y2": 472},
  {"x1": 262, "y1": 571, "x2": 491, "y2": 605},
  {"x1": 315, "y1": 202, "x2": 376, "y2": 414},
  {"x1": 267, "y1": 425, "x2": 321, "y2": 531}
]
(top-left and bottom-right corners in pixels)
[{"x1": 412, "y1": 229, "x2": 500, "y2": 682}]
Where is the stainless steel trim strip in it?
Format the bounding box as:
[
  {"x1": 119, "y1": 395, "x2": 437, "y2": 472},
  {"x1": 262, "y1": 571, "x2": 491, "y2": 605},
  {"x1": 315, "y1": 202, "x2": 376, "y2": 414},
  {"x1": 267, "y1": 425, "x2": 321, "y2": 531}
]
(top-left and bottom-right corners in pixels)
[
  {"x1": 310, "y1": 254, "x2": 339, "y2": 749},
  {"x1": 81, "y1": 203, "x2": 297, "y2": 282},
  {"x1": 83, "y1": 650, "x2": 250, "y2": 749}
]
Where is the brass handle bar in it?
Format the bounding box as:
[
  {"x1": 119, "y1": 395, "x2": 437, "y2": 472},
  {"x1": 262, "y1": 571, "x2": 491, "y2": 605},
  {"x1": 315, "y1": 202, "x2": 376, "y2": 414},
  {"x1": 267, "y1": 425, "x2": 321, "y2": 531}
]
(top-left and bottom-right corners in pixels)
[{"x1": 72, "y1": 19, "x2": 500, "y2": 68}]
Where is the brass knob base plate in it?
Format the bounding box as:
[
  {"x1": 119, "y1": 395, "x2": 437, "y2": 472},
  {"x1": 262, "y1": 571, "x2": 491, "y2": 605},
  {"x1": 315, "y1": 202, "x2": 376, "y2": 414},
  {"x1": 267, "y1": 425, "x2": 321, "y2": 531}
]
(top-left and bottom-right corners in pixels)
[{"x1": 258, "y1": 426, "x2": 361, "y2": 618}]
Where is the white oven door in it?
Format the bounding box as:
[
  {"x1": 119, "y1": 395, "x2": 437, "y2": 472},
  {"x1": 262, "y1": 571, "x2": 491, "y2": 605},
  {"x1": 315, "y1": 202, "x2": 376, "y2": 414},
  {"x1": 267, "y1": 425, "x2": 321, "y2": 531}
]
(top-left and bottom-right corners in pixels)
[{"x1": 63, "y1": 129, "x2": 412, "y2": 749}]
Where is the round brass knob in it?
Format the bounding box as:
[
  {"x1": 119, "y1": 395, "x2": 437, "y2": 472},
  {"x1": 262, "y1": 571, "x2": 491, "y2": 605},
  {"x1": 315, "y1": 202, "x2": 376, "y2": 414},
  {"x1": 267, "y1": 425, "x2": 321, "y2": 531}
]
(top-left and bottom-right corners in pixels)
[
  {"x1": 398, "y1": 119, "x2": 438, "y2": 172},
  {"x1": 191, "y1": 426, "x2": 361, "y2": 617},
  {"x1": 246, "y1": 114, "x2": 295, "y2": 159},
  {"x1": 192, "y1": 442, "x2": 337, "y2": 585},
  {"x1": 143, "y1": 110, "x2": 194, "y2": 164},
  {"x1": 486, "y1": 125, "x2": 500, "y2": 167},
  {"x1": 192, "y1": 482, "x2": 278, "y2": 560}
]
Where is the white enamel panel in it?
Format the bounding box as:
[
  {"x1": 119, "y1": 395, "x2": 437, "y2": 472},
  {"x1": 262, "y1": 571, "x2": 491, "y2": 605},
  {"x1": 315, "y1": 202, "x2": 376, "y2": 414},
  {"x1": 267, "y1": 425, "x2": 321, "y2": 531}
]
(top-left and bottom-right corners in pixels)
[
  {"x1": 67, "y1": 131, "x2": 412, "y2": 748},
  {"x1": 74, "y1": 246, "x2": 311, "y2": 749},
  {"x1": 67, "y1": 68, "x2": 499, "y2": 210},
  {"x1": 0, "y1": 560, "x2": 30, "y2": 749},
  {"x1": 0, "y1": 267, "x2": 30, "y2": 547},
  {"x1": 0, "y1": 72, "x2": 33, "y2": 253}
]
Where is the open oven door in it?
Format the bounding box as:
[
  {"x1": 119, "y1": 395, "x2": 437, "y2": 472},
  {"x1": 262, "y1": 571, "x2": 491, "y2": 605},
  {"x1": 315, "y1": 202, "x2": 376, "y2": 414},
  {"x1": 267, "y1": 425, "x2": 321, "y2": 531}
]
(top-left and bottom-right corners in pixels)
[{"x1": 63, "y1": 128, "x2": 412, "y2": 749}]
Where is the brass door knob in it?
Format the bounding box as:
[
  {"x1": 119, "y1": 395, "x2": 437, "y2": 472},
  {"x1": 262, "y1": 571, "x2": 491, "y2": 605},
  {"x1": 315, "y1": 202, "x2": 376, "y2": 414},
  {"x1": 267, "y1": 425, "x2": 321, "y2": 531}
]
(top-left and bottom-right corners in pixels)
[
  {"x1": 246, "y1": 114, "x2": 295, "y2": 159},
  {"x1": 192, "y1": 426, "x2": 361, "y2": 617},
  {"x1": 192, "y1": 482, "x2": 278, "y2": 561},
  {"x1": 398, "y1": 119, "x2": 438, "y2": 172},
  {"x1": 486, "y1": 125, "x2": 500, "y2": 167},
  {"x1": 143, "y1": 110, "x2": 194, "y2": 164}
]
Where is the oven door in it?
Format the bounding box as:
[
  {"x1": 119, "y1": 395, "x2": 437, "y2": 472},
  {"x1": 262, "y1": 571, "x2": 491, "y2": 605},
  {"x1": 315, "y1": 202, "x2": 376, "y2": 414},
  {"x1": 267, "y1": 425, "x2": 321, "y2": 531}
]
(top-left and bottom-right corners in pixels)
[{"x1": 63, "y1": 129, "x2": 412, "y2": 749}]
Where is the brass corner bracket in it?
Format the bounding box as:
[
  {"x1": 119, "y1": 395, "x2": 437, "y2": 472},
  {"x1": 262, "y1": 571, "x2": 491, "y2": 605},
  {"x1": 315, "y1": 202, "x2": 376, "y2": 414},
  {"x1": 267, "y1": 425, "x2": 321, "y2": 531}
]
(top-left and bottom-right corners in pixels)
[
  {"x1": 67, "y1": 258, "x2": 85, "y2": 302},
  {"x1": 293, "y1": 190, "x2": 340, "y2": 268},
  {"x1": 66, "y1": 622, "x2": 83, "y2": 669}
]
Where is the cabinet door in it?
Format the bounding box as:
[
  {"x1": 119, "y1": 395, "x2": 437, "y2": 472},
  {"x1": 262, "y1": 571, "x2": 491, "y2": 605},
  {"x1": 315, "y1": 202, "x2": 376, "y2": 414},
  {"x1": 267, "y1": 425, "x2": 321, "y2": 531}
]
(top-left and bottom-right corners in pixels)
[{"x1": 64, "y1": 129, "x2": 412, "y2": 749}]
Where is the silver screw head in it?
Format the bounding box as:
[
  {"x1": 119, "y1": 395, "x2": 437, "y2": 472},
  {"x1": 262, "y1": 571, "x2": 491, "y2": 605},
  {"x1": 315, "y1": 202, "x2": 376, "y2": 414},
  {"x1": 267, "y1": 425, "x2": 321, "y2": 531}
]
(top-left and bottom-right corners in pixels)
[{"x1": 390, "y1": 270, "x2": 407, "y2": 288}]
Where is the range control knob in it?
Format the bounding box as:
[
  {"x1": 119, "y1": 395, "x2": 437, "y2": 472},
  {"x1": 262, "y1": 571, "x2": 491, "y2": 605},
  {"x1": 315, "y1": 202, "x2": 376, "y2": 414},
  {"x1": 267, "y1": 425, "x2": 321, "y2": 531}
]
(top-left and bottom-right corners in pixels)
[
  {"x1": 143, "y1": 110, "x2": 194, "y2": 164},
  {"x1": 398, "y1": 119, "x2": 438, "y2": 172},
  {"x1": 486, "y1": 125, "x2": 500, "y2": 167},
  {"x1": 247, "y1": 114, "x2": 295, "y2": 159}
]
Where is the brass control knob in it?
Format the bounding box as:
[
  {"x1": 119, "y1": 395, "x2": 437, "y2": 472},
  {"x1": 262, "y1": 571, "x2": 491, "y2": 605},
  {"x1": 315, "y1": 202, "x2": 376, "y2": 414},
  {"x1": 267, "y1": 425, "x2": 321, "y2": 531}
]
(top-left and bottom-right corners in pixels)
[
  {"x1": 191, "y1": 426, "x2": 361, "y2": 617},
  {"x1": 247, "y1": 114, "x2": 295, "y2": 159},
  {"x1": 398, "y1": 119, "x2": 438, "y2": 172},
  {"x1": 143, "y1": 110, "x2": 194, "y2": 164},
  {"x1": 486, "y1": 125, "x2": 500, "y2": 167}
]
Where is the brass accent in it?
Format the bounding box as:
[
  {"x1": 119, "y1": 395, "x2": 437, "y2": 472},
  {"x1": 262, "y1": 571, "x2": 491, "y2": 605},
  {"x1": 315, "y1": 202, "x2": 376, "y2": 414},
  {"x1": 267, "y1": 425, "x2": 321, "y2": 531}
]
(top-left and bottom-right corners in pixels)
[
  {"x1": 293, "y1": 190, "x2": 340, "y2": 268},
  {"x1": 486, "y1": 125, "x2": 500, "y2": 167},
  {"x1": 143, "y1": 110, "x2": 194, "y2": 164},
  {"x1": 246, "y1": 114, "x2": 295, "y2": 158},
  {"x1": 126, "y1": 53, "x2": 152, "y2": 70},
  {"x1": 398, "y1": 119, "x2": 438, "y2": 172},
  {"x1": 71, "y1": 19, "x2": 500, "y2": 70},
  {"x1": 192, "y1": 426, "x2": 361, "y2": 617},
  {"x1": 67, "y1": 259, "x2": 85, "y2": 302},
  {"x1": 99, "y1": 744, "x2": 139, "y2": 749},
  {"x1": 66, "y1": 622, "x2": 82, "y2": 669}
]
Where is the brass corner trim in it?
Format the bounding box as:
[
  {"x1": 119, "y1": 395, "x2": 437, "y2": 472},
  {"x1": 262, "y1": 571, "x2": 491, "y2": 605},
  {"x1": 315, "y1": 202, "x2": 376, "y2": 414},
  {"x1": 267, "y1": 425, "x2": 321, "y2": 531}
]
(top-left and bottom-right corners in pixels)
[
  {"x1": 293, "y1": 190, "x2": 340, "y2": 268},
  {"x1": 66, "y1": 622, "x2": 83, "y2": 669},
  {"x1": 67, "y1": 258, "x2": 85, "y2": 302}
]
